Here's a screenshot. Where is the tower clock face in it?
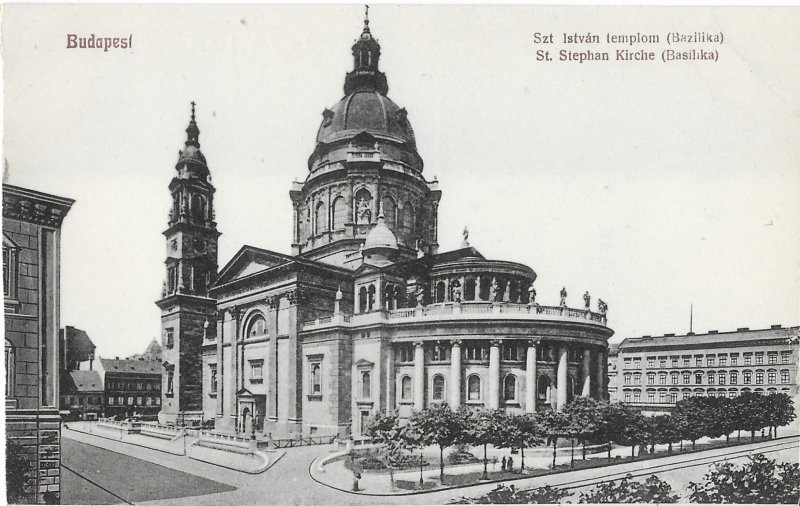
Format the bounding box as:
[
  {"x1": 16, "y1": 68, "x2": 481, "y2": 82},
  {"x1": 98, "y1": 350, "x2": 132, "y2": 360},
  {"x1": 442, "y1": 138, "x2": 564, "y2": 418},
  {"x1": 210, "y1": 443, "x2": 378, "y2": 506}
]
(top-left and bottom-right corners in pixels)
[{"x1": 193, "y1": 239, "x2": 206, "y2": 254}]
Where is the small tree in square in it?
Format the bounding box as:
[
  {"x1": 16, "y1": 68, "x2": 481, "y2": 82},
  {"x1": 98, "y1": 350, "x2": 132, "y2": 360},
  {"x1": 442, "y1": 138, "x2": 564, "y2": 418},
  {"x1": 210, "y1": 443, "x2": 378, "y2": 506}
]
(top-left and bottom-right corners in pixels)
[
  {"x1": 462, "y1": 408, "x2": 505, "y2": 480},
  {"x1": 539, "y1": 408, "x2": 571, "y2": 469},
  {"x1": 407, "y1": 404, "x2": 466, "y2": 484}
]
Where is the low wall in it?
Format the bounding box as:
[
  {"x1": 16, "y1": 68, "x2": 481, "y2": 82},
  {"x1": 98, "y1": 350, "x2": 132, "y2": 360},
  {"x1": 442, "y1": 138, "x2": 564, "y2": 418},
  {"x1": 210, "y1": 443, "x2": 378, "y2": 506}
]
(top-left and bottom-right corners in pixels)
[{"x1": 196, "y1": 431, "x2": 256, "y2": 454}]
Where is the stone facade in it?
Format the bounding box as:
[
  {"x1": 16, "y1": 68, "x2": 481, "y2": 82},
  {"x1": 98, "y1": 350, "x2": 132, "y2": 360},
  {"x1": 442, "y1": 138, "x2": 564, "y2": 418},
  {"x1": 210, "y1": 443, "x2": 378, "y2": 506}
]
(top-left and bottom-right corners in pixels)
[
  {"x1": 170, "y1": 16, "x2": 614, "y2": 438},
  {"x1": 4, "y1": 183, "x2": 73, "y2": 504},
  {"x1": 610, "y1": 326, "x2": 800, "y2": 415}
]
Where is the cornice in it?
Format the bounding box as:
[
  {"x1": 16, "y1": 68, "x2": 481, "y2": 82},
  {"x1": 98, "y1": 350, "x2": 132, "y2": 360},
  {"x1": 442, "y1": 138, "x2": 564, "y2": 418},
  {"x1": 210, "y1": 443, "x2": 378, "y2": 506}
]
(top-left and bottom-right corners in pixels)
[{"x1": 3, "y1": 184, "x2": 74, "y2": 228}]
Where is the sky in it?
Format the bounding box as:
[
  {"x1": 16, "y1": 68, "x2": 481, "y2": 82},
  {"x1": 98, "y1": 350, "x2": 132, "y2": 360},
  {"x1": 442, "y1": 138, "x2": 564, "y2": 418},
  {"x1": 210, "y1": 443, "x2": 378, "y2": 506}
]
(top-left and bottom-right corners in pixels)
[{"x1": 3, "y1": 5, "x2": 799, "y2": 359}]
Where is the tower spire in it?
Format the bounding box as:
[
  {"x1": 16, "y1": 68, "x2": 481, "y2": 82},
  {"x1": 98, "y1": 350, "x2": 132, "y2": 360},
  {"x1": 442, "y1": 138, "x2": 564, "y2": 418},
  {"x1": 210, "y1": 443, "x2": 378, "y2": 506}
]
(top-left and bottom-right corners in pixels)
[
  {"x1": 364, "y1": 5, "x2": 370, "y2": 32},
  {"x1": 185, "y1": 101, "x2": 200, "y2": 148}
]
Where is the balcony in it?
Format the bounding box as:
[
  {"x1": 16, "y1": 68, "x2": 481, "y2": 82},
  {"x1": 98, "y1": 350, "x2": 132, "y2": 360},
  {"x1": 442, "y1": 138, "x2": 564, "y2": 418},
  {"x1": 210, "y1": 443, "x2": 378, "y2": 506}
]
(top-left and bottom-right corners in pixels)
[{"x1": 302, "y1": 301, "x2": 608, "y2": 331}]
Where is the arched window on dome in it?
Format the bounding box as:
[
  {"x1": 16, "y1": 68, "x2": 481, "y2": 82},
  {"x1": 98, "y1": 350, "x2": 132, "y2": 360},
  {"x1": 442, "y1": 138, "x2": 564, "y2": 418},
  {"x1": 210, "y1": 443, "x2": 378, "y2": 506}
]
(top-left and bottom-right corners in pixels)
[
  {"x1": 381, "y1": 195, "x2": 397, "y2": 228},
  {"x1": 401, "y1": 202, "x2": 415, "y2": 235},
  {"x1": 315, "y1": 201, "x2": 328, "y2": 235},
  {"x1": 503, "y1": 374, "x2": 517, "y2": 401},
  {"x1": 192, "y1": 194, "x2": 206, "y2": 221},
  {"x1": 245, "y1": 314, "x2": 267, "y2": 338},
  {"x1": 331, "y1": 196, "x2": 347, "y2": 231}
]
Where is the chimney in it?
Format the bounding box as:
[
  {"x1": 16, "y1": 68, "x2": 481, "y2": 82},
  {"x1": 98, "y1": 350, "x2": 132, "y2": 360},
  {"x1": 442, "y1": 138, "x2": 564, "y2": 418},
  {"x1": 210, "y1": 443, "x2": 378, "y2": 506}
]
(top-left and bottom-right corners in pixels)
[
  {"x1": 771, "y1": 324, "x2": 782, "y2": 330},
  {"x1": 708, "y1": 330, "x2": 718, "y2": 334},
  {"x1": 737, "y1": 327, "x2": 749, "y2": 332},
  {"x1": 115, "y1": 356, "x2": 119, "y2": 360}
]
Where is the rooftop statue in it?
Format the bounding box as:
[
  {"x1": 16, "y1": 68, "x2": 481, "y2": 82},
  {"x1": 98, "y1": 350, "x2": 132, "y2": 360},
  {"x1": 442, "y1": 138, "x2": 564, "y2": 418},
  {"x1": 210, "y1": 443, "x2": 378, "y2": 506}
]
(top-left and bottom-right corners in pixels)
[
  {"x1": 560, "y1": 287, "x2": 567, "y2": 307},
  {"x1": 583, "y1": 290, "x2": 591, "y2": 309}
]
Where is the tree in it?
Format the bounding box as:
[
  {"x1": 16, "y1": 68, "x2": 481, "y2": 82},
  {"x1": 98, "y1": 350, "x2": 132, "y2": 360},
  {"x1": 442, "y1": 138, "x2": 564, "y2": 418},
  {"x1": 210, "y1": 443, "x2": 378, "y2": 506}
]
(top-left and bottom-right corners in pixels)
[
  {"x1": 735, "y1": 392, "x2": 768, "y2": 442},
  {"x1": 497, "y1": 413, "x2": 544, "y2": 473},
  {"x1": 595, "y1": 401, "x2": 628, "y2": 460},
  {"x1": 539, "y1": 409, "x2": 571, "y2": 469},
  {"x1": 579, "y1": 474, "x2": 680, "y2": 503},
  {"x1": 407, "y1": 404, "x2": 466, "y2": 483},
  {"x1": 363, "y1": 410, "x2": 412, "y2": 489},
  {"x1": 762, "y1": 393, "x2": 796, "y2": 439},
  {"x1": 651, "y1": 414, "x2": 681, "y2": 453},
  {"x1": 688, "y1": 453, "x2": 800, "y2": 503},
  {"x1": 462, "y1": 408, "x2": 505, "y2": 480},
  {"x1": 616, "y1": 409, "x2": 648, "y2": 460},
  {"x1": 563, "y1": 397, "x2": 601, "y2": 460},
  {"x1": 712, "y1": 397, "x2": 739, "y2": 444},
  {"x1": 673, "y1": 397, "x2": 708, "y2": 449}
]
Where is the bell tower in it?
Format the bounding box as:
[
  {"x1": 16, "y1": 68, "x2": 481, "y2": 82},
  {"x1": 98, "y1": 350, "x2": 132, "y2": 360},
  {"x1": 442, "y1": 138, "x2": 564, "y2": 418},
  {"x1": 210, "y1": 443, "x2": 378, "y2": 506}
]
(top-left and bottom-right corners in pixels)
[{"x1": 156, "y1": 102, "x2": 220, "y2": 424}]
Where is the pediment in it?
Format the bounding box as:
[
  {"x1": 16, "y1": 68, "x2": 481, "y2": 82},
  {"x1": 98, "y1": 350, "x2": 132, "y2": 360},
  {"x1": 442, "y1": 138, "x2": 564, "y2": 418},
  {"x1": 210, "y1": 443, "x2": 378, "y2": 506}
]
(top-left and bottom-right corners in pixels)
[
  {"x1": 214, "y1": 246, "x2": 293, "y2": 287},
  {"x1": 236, "y1": 387, "x2": 254, "y2": 398},
  {"x1": 3, "y1": 233, "x2": 20, "y2": 250},
  {"x1": 355, "y1": 359, "x2": 374, "y2": 368}
]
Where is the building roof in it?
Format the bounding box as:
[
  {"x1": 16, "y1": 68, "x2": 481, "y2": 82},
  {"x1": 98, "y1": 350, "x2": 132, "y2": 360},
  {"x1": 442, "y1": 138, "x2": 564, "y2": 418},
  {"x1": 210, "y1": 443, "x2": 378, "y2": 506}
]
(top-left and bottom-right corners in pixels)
[
  {"x1": 363, "y1": 214, "x2": 398, "y2": 252},
  {"x1": 65, "y1": 370, "x2": 103, "y2": 393},
  {"x1": 99, "y1": 358, "x2": 161, "y2": 375},
  {"x1": 618, "y1": 325, "x2": 799, "y2": 352},
  {"x1": 63, "y1": 326, "x2": 96, "y2": 363}
]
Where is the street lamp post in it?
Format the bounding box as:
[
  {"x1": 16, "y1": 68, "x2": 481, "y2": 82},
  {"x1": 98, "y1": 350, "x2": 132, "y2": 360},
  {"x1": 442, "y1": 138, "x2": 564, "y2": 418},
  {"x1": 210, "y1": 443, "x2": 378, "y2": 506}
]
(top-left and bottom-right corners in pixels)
[{"x1": 419, "y1": 452, "x2": 424, "y2": 487}]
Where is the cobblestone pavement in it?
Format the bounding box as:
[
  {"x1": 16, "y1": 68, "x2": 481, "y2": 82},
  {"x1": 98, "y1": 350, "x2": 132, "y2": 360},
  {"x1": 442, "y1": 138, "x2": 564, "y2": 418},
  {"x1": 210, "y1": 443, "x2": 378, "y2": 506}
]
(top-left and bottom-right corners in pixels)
[{"x1": 63, "y1": 427, "x2": 799, "y2": 505}]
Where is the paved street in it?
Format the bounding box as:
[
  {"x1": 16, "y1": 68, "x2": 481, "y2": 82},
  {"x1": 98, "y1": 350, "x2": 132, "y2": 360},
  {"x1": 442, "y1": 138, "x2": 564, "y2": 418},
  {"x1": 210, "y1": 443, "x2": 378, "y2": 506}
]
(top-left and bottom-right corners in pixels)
[{"x1": 62, "y1": 428, "x2": 799, "y2": 505}]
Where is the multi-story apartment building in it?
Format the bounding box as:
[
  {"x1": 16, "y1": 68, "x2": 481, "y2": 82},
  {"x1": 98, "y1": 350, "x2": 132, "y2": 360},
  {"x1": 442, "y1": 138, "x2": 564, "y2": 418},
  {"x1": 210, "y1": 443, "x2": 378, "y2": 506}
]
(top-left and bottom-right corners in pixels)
[
  {"x1": 96, "y1": 358, "x2": 162, "y2": 420},
  {"x1": 60, "y1": 370, "x2": 103, "y2": 421},
  {"x1": 609, "y1": 325, "x2": 799, "y2": 415},
  {"x1": 4, "y1": 183, "x2": 73, "y2": 503}
]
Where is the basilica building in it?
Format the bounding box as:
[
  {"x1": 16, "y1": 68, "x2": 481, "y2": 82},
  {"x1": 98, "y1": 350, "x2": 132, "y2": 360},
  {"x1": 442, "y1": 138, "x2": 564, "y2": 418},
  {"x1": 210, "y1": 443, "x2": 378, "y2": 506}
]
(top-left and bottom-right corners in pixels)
[{"x1": 157, "y1": 15, "x2": 614, "y2": 437}]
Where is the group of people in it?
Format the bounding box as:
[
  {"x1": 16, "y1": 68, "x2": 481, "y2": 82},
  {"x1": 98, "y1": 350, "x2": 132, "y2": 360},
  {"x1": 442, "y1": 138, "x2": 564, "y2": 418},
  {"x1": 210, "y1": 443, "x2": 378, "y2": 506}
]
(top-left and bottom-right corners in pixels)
[{"x1": 500, "y1": 455, "x2": 516, "y2": 473}]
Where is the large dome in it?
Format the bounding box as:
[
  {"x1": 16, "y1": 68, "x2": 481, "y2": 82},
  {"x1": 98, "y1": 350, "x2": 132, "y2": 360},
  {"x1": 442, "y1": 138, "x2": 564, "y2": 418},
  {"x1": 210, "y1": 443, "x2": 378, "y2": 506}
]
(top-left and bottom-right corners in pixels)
[{"x1": 316, "y1": 90, "x2": 416, "y2": 147}]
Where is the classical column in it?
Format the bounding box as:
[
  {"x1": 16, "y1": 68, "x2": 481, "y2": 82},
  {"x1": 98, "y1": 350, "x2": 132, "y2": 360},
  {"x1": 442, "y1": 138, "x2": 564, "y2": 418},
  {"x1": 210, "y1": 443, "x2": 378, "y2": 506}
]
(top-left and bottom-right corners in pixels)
[
  {"x1": 413, "y1": 341, "x2": 425, "y2": 410},
  {"x1": 474, "y1": 276, "x2": 482, "y2": 301},
  {"x1": 596, "y1": 348, "x2": 607, "y2": 400},
  {"x1": 582, "y1": 348, "x2": 592, "y2": 397},
  {"x1": 385, "y1": 345, "x2": 395, "y2": 411},
  {"x1": 215, "y1": 312, "x2": 224, "y2": 418},
  {"x1": 488, "y1": 340, "x2": 501, "y2": 409},
  {"x1": 556, "y1": 345, "x2": 568, "y2": 411},
  {"x1": 525, "y1": 340, "x2": 537, "y2": 413},
  {"x1": 449, "y1": 340, "x2": 462, "y2": 409},
  {"x1": 227, "y1": 308, "x2": 241, "y2": 429}
]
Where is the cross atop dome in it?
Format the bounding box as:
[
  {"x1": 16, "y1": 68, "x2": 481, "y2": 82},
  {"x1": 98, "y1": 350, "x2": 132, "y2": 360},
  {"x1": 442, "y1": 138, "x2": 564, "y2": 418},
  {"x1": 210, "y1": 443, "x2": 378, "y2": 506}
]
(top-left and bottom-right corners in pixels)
[{"x1": 185, "y1": 100, "x2": 200, "y2": 149}]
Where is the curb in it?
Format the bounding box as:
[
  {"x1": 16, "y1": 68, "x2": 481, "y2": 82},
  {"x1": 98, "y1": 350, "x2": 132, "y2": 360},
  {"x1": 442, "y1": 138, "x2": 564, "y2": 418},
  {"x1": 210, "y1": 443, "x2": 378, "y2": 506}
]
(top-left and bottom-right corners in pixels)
[{"x1": 307, "y1": 435, "x2": 799, "y2": 497}]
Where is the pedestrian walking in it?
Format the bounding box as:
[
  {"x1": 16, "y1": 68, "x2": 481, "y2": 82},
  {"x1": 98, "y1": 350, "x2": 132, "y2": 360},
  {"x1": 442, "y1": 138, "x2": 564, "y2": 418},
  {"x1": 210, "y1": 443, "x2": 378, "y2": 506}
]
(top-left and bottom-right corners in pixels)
[
  {"x1": 508, "y1": 456, "x2": 514, "y2": 473},
  {"x1": 501, "y1": 456, "x2": 506, "y2": 472}
]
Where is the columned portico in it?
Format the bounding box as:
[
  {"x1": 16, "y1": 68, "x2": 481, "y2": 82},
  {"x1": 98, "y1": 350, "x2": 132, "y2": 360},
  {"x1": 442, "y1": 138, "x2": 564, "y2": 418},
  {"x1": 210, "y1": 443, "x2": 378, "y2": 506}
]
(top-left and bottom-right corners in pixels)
[
  {"x1": 488, "y1": 340, "x2": 501, "y2": 409},
  {"x1": 525, "y1": 340, "x2": 537, "y2": 412},
  {"x1": 449, "y1": 340, "x2": 462, "y2": 408},
  {"x1": 413, "y1": 341, "x2": 425, "y2": 410},
  {"x1": 582, "y1": 348, "x2": 592, "y2": 397},
  {"x1": 556, "y1": 346, "x2": 568, "y2": 411}
]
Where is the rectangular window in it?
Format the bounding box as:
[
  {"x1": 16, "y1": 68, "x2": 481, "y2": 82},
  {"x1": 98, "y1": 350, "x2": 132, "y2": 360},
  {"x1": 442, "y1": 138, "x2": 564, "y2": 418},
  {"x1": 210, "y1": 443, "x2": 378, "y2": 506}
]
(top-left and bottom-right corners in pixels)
[
  {"x1": 108, "y1": 396, "x2": 114, "y2": 405},
  {"x1": 624, "y1": 375, "x2": 631, "y2": 385},
  {"x1": 743, "y1": 371, "x2": 751, "y2": 384},
  {"x1": 127, "y1": 396, "x2": 134, "y2": 405},
  {"x1": 399, "y1": 344, "x2": 414, "y2": 363},
  {"x1": 250, "y1": 360, "x2": 263, "y2": 381},
  {"x1": 164, "y1": 328, "x2": 174, "y2": 349},
  {"x1": 782, "y1": 352, "x2": 791, "y2": 364},
  {"x1": 145, "y1": 397, "x2": 152, "y2": 406},
  {"x1": 647, "y1": 374, "x2": 655, "y2": 385},
  {"x1": 755, "y1": 353, "x2": 764, "y2": 365},
  {"x1": 502, "y1": 344, "x2": 518, "y2": 361},
  {"x1": 624, "y1": 358, "x2": 631, "y2": 368},
  {"x1": 659, "y1": 374, "x2": 666, "y2": 385},
  {"x1": 659, "y1": 392, "x2": 666, "y2": 403},
  {"x1": 136, "y1": 396, "x2": 142, "y2": 405},
  {"x1": 659, "y1": 358, "x2": 666, "y2": 368},
  {"x1": 670, "y1": 393, "x2": 678, "y2": 403},
  {"x1": 708, "y1": 374, "x2": 715, "y2": 385},
  {"x1": 719, "y1": 375, "x2": 726, "y2": 385},
  {"x1": 731, "y1": 355, "x2": 738, "y2": 366},
  {"x1": 633, "y1": 358, "x2": 641, "y2": 369},
  {"x1": 744, "y1": 354, "x2": 752, "y2": 365},
  {"x1": 719, "y1": 356, "x2": 727, "y2": 366},
  {"x1": 683, "y1": 373, "x2": 690, "y2": 384},
  {"x1": 624, "y1": 392, "x2": 631, "y2": 402},
  {"x1": 647, "y1": 357, "x2": 655, "y2": 368},
  {"x1": 768, "y1": 353, "x2": 777, "y2": 365},
  {"x1": 683, "y1": 392, "x2": 691, "y2": 400},
  {"x1": 209, "y1": 364, "x2": 218, "y2": 393},
  {"x1": 707, "y1": 357, "x2": 715, "y2": 367},
  {"x1": 696, "y1": 357, "x2": 703, "y2": 367},
  {"x1": 5, "y1": 344, "x2": 14, "y2": 397},
  {"x1": 671, "y1": 357, "x2": 678, "y2": 367},
  {"x1": 633, "y1": 391, "x2": 640, "y2": 402},
  {"x1": 782, "y1": 371, "x2": 790, "y2": 384},
  {"x1": 695, "y1": 374, "x2": 703, "y2": 384},
  {"x1": 647, "y1": 392, "x2": 655, "y2": 403},
  {"x1": 730, "y1": 372, "x2": 738, "y2": 384},
  {"x1": 683, "y1": 357, "x2": 690, "y2": 367},
  {"x1": 155, "y1": 397, "x2": 161, "y2": 406},
  {"x1": 634, "y1": 374, "x2": 641, "y2": 385},
  {"x1": 672, "y1": 375, "x2": 678, "y2": 385},
  {"x1": 309, "y1": 357, "x2": 323, "y2": 396},
  {"x1": 755, "y1": 372, "x2": 764, "y2": 384},
  {"x1": 767, "y1": 371, "x2": 776, "y2": 384}
]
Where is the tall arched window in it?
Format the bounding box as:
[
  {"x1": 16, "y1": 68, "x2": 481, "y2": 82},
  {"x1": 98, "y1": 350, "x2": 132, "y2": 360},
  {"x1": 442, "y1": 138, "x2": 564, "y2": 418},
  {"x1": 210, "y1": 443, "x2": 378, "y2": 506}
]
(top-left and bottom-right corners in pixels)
[
  {"x1": 192, "y1": 194, "x2": 206, "y2": 220},
  {"x1": 246, "y1": 314, "x2": 267, "y2": 338},
  {"x1": 367, "y1": 284, "x2": 376, "y2": 311},
  {"x1": 468, "y1": 375, "x2": 482, "y2": 401},
  {"x1": 361, "y1": 371, "x2": 371, "y2": 399},
  {"x1": 432, "y1": 375, "x2": 445, "y2": 401},
  {"x1": 359, "y1": 286, "x2": 368, "y2": 313},
  {"x1": 315, "y1": 201, "x2": 327, "y2": 234},
  {"x1": 503, "y1": 374, "x2": 517, "y2": 401},
  {"x1": 381, "y1": 195, "x2": 397, "y2": 228},
  {"x1": 537, "y1": 375, "x2": 551, "y2": 401},
  {"x1": 435, "y1": 282, "x2": 445, "y2": 303},
  {"x1": 331, "y1": 196, "x2": 347, "y2": 231},
  {"x1": 401, "y1": 376, "x2": 412, "y2": 400},
  {"x1": 401, "y1": 202, "x2": 415, "y2": 235}
]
